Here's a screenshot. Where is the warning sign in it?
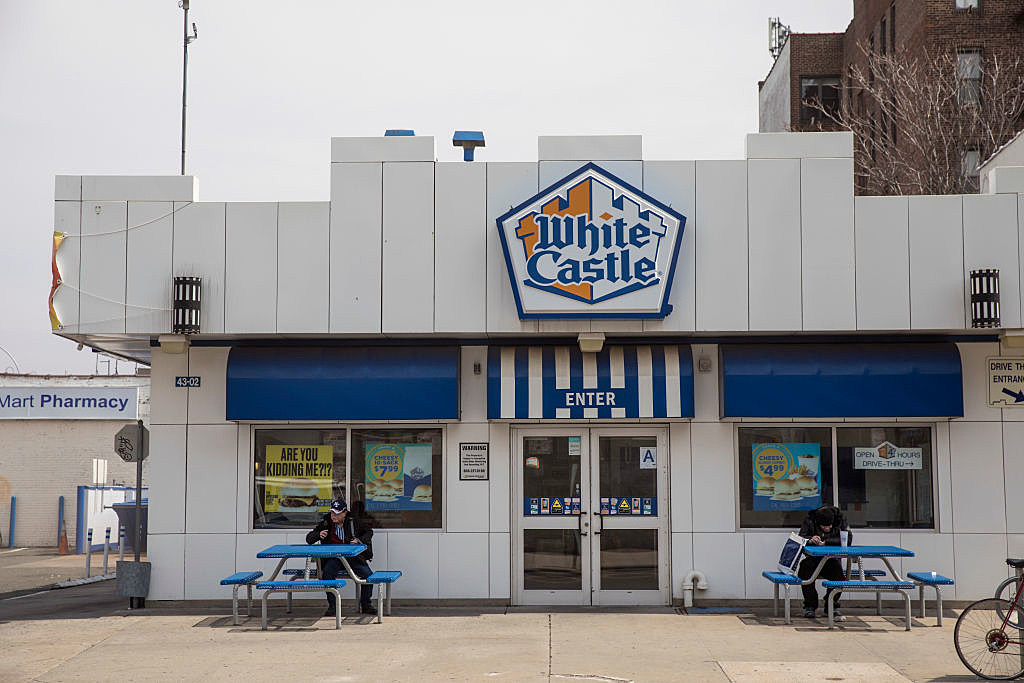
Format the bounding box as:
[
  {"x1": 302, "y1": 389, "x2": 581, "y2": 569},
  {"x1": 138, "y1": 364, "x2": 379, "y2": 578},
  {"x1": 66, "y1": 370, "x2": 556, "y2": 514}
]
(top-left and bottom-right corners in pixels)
[{"x1": 987, "y1": 357, "x2": 1024, "y2": 407}]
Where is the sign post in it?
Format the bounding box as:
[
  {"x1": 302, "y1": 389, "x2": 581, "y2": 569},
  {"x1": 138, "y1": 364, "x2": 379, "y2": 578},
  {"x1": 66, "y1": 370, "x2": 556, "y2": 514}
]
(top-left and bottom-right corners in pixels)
[{"x1": 114, "y1": 420, "x2": 150, "y2": 608}]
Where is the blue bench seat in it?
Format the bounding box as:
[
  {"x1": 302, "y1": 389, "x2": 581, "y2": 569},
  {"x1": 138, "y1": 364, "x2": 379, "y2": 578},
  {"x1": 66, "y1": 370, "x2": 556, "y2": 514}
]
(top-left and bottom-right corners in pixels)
[
  {"x1": 366, "y1": 571, "x2": 402, "y2": 583},
  {"x1": 219, "y1": 571, "x2": 263, "y2": 625},
  {"x1": 821, "y1": 579, "x2": 914, "y2": 630},
  {"x1": 762, "y1": 571, "x2": 801, "y2": 624},
  {"x1": 907, "y1": 572, "x2": 955, "y2": 625},
  {"x1": 255, "y1": 580, "x2": 348, "y2": 630}
]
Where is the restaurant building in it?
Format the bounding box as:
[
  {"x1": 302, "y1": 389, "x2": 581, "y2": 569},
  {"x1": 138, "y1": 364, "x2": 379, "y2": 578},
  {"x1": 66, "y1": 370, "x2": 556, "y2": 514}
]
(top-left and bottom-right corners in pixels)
[{"x1": 50, "y1": 131, "x2": 1024, "y2": 604}]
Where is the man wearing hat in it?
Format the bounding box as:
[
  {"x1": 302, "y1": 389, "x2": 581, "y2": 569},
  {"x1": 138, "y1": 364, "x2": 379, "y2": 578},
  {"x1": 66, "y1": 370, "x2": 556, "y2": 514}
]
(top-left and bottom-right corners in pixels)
[
  {"x1": 796, "y1": 505, "x2": 852, "y2": 620},
  {"x1": 306, "y1": 498, "x2": 375, "y2": 616}
]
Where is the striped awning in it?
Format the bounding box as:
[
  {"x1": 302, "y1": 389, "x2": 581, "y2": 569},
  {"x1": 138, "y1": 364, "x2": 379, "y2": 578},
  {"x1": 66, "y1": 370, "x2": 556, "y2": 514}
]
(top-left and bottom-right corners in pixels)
[{"x1": 487, "y1": 345, "x2": 693, "y2": 419}]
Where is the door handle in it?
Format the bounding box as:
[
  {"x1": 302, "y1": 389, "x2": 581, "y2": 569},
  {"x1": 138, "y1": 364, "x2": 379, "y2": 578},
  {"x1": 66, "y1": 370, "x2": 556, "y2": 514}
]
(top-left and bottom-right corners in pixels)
[
  {"x1": 579, "y1": 513, "x2": 588, "y2": 537},
  {"x1": 592, "y1": 510, "x2": 602, "y2": 535}
]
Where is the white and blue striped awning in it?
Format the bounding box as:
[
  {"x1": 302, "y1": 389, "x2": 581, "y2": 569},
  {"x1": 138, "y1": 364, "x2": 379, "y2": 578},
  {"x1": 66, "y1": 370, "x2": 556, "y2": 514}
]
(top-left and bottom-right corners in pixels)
[{"x1": 487, "y1": 345, "x2": 693, "y2": 419}]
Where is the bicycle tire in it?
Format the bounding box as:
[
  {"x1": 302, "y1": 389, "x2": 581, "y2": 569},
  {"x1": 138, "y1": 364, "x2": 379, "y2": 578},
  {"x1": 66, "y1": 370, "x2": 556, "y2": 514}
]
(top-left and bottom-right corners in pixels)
[
  {"x1": 996, "y1": 577, "x2": 1024, "y2": 631},
  {"x1": 954, "y1": 598, "x2": 1024, "y2": 680}
]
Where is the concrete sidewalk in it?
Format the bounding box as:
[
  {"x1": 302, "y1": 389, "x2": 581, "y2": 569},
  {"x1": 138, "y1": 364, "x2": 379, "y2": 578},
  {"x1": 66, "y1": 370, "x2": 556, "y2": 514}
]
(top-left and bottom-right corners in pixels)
[
  {"x1": 0, "y1": 547, "x2": 143, "y2": 597},
  {"x1": 0, "y1": 581, "x2": 975, "y2": 682}
]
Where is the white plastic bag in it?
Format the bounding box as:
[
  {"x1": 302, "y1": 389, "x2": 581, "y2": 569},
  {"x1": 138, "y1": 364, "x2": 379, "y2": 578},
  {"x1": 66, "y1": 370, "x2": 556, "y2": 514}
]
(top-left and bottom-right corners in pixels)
[{"x1": 778, "y1": 532, "x2": 808, "y2": 575}]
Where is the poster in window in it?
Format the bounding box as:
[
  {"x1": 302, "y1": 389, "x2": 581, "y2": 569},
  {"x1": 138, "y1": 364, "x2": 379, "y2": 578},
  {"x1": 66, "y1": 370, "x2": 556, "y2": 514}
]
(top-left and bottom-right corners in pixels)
[
  {"x1": 752, "y1": 442, "x2": 821, "y2": 511},
  {"x1": 263, "y1": 445, "x2": 333, "y2": 515},
  {"x1": 365, "y1": 443, "x2": 433, "y2": 511}
]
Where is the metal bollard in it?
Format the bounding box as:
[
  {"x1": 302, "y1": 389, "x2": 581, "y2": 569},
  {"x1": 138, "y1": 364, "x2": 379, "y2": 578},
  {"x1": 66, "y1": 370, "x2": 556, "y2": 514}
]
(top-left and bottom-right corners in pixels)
[
  {"x1": 85, "y1": 529, "x2": 93, "y2": 578},
  {"x1": 102, "y1": 528, "x2": 111, "y2": 575},
  {"x1": 118, "y1": 526, "x2": 125, "y2": 562}
]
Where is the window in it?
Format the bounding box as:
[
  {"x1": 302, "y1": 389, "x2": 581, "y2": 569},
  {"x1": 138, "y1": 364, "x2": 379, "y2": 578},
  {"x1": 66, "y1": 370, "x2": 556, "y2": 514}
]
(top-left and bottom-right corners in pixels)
[
  {"x1": 890, "y1": 4, "x2": 896, "y2": 47},
  {"x1": 880, "y1": 18, "x2": 887, "y2": 54},
  {"x1": 955, "y1": 0, "x2": 979, "y2": 10},
  {"x1": 957, "y1": 49, "x2": 982, "y2": 105},
  {"x1": 800, "y1": 77, "x2": 841, "y2": 124},
  {"x1": 252, "y1": 426, "x2": 443, "y2": 530},
  {"x1": 739, "y1": 425, "x2": 935, "y2": 529},
  {"x1": 962, "y1": 148, "x2": 981, "y2": 192}
]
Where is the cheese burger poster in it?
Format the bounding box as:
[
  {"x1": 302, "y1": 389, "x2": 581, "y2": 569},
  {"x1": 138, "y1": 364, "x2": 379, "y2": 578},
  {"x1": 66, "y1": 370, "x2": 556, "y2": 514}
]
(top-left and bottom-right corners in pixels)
[
  {"x1": 752, "y1": 443, "x2": 821, "y2": 511},
  {"x1": 365, "y1": 443, "x2": 433, "y2": 511},
  {"x1": 263, "y1": 445, "x2": 333, "y2": 514}
]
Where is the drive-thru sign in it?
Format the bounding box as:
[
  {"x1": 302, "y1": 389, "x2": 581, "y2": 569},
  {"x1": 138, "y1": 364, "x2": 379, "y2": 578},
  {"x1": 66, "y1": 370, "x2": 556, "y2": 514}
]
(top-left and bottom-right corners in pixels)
[{"x1": 987, "y1": 357, "x2": 1024, "y2": 407}]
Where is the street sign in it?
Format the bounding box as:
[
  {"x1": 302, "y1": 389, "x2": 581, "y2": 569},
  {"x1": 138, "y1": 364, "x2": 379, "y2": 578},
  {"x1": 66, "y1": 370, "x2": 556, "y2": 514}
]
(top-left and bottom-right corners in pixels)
[
  {"x1": 987, "y1": 357, "x2": 1024, "y2": 407},
  {"x1": 114, "y1": 423, "x2": 149, "y2": 462}
]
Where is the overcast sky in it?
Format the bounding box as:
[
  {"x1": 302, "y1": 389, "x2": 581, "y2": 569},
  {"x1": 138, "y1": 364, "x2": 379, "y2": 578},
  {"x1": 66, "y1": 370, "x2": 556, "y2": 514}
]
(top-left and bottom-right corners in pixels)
[{"x1": 0, "y1": 1, "x2": 852, "y2": 375}]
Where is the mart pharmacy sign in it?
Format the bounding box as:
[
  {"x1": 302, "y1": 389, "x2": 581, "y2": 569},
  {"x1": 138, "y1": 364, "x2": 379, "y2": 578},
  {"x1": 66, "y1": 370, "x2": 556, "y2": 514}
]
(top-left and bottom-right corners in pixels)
[{"x1": 496, "y1": 163, "x2": 686, "y2": 319}]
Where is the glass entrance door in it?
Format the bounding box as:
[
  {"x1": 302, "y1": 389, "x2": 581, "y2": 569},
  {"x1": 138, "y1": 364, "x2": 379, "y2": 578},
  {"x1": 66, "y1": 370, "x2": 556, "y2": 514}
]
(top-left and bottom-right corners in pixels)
[{"x1": 513, "y1": 427, "x2": 669, "y2": 606}]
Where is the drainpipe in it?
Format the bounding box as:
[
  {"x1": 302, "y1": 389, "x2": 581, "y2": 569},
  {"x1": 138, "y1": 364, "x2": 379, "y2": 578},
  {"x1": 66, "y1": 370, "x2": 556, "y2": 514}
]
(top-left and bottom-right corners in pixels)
[{"x1": 682, "y1": 569, "x2": 709, "y2": 608}]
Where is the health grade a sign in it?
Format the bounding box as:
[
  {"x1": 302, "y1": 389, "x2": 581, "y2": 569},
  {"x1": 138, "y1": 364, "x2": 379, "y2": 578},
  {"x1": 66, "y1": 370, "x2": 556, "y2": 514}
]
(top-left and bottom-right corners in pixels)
[{"x1": 497, "y1": 163, "x2": 686, "y2": 318}]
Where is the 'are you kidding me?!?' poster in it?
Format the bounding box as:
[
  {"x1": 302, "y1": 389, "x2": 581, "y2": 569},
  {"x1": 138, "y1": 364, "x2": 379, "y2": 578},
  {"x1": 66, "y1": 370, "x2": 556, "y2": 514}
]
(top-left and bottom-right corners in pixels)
[
  {"x1": 263, "y1": 445, "x2": 333, "y2": 514},
  {"x1": 365, "y1": 443, "x2": 433, "y2": 511},
  {"x1": 752, "y1": 443, "x2": 822, "y2": 511}
]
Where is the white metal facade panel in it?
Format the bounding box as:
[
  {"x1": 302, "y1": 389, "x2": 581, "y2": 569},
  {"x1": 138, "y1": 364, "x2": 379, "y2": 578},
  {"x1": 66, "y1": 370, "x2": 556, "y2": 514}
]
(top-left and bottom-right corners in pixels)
[
  {"x1": 958, "y1": 341, "x2": 1002, "y2": 422},
  {"x1": 460, "y1": 347, "x2": 487, "y2": 422},
  {"x1": 79, "y1": 201, "x2": 126, "y2": 334},
  {"x1": 486, "y1": 163, "x2": 538, "y2": 333},
  {"x1": 53, "y1": 201, "x2": 81, "y2": 333},
  {"x1": 446, "y1": 423, "x2": 490, "y2": 533},
  {"x1": 743, "y1": 532, "x2": 789, "y2": 597},
  {"x1": 1005, "y1": 423, "x2": 1024, "y2": 533},
  {"x1": 224, "y1": 203, "x2": 277, "y2": 334},
  {"x1": 695, "y1": 161, "x2": 748, "y2": 331},
  {"x1": 670, "y1": 532, "x2": 693, "y2": 599},
  {"x1": 234, "y1": 427, "x2": 251, "y2": 534},
  {"x1": 147, "y1": 533, "x2": 185, "y2": 600},
  {"x1": 330, "y1": 163, "x2": 382, "y2": 333},
  {"x1": 489, "y1": 533, "x2": 512, "y2": 598},
  {"x1": 434, "y1": 163, "x2": 487, "y2": 333},
  {"x1": 538, "y1": 135, "x2": 643, "y2": 161},
  {"x1": 963, "y1": 194, "x2": 1021, "y2": 328},
  {"x1": 387, "y1": 532, "x2": 440, "y2": 598},
  {"x1": 184, "y1": 533, "x2": 236, "y2": 599},
  {"x1": 126, "y1": 202, "x2": 173, "y2": 333},
  {"x1": 438, "y1": 533, "x2": 490, "y2": 598},
  {"x1": 331, "y1": 136, "x2": 435, "y2": 162},
  {"x1": 82, "y1": 175, "x2": 197, "y2": 202},
  {"x1": 897, "y1": 532, "x2": 954, "y2": 589},
  {"x1": 235, "y1": 532, "x2": 289, "y2": 580},
  {"x1": 185, "y1": 425, "x2": 238, "y2": 534},
  {"x1": 277, "y1": 202, "x2": 330, "y2": 333},
  {"x1": 382, "y1": 163, "x2": 434, "y2": 333},
  {"x1": 643, "y1": 161, "x2": 696, "y2": 332},
  {"x1": 54, "y1": 175, "x2": 82, "y2": 201},
  {"x1": 909, "y1": 195, "x2": 965, "y2": 329},
  {"x1": 745, "y1": 132, "x2": 853, "y2": 159},
  {"x1": 538, "y1": 160, "x2": 642, "y2": 188},
  {"x1": 949, "y1": 421, "x2": 1006, "y2": 534},
  {"x1": 149, "y1": 349, "x2": 188, "y2": 425},
  {"x1": 186, "y1": 347, "x2": 230, "y2": 424},
  {"x1": 488, "y1": 422, "x2": 511, "y2": 533},
  {"x1": 147, "y1": 425, "x2": 186, "y2": 535},
  {"x1": 689, "y1": 422, "x2": 736, "y2": 532},
  {"x1": 172, "y1": 202, "x2": 226, "y2": 334},
  {"x1": 935, "y1": 421, "x2": 954, "y2": 532},
  {"x1": 952, "y1": 533, "x2": 1010, "y2": 601},
  {"x1": 692, "y1": 532, "x2": 745, "y2": 598},
  {"x1": 1018, "y1": 195, "x2": 1024, "y2": 326},
  {"x1": 854, "y1": 196, "x2": 910, "y2": 330},
  {"x1": 747, "y1": 159, "x2": 802, "y2": 330},
  {"x1": 669, "y1": 422, "x2": 693, "y2": 531},
  {"x1": 801, "y1": 158, "x2": 855, "y2": 330},
  {"x1": 691, "y1": 344, "x2": 720, "y2": 422}
]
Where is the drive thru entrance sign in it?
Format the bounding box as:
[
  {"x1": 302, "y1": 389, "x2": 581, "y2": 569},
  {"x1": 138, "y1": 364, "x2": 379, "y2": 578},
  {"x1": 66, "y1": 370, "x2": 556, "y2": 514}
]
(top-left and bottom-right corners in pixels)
[{"x1": 987, "y1": 357, "x2": 1024, "y2": 407}]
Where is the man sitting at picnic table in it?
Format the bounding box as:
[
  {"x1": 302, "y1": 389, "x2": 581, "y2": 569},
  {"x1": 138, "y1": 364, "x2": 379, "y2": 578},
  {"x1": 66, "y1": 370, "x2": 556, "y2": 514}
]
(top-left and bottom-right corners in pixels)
[
  {"x1": 306, "y1": 498, "x2": 375, "y2": 616},
  {"x1": 797, "y1": 505, "x2": 852, "y2": 621}
]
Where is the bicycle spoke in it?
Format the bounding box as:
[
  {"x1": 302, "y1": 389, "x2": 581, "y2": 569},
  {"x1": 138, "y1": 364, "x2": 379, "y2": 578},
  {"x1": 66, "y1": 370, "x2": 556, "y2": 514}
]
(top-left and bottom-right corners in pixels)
[{"x1": 955, "y1": 599, "x2": 1024, "y2": 680}]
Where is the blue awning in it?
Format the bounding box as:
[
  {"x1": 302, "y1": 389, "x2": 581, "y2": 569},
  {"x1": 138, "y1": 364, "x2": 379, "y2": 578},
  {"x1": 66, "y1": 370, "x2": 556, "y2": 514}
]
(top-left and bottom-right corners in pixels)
[
  {"x1": 226, "y1": 346, "x2": 459, "y2": 421},
  {"x1": 720, "y1": 343, "x2": 963, "y2": 418}
]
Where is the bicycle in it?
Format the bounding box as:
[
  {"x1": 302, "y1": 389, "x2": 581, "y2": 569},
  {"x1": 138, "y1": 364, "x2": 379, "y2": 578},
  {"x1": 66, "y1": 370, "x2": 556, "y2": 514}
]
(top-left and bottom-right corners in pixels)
[{"x1": 954, "y1": 558, "x2": 1024, "y2": 680}]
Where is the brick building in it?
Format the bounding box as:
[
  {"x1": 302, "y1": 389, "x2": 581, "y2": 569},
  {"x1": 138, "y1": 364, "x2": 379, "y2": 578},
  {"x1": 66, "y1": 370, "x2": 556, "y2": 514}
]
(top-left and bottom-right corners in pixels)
[{"x1": 759, "y1": 0, "x2": 1024, "y2": 193}]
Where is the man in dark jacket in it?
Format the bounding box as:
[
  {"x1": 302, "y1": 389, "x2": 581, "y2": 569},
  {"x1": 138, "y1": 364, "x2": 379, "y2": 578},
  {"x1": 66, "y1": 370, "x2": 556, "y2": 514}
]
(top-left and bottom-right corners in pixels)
[
  {"x1": 306, "y1": 498, "x2": 375, "y2": 616},
  {"x1": 796, "y1": 505, "x2": 851, "y2": 620}
]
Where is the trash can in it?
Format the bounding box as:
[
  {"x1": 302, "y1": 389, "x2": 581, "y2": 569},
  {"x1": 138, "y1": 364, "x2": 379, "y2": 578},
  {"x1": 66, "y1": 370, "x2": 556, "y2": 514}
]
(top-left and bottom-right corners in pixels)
[{"x1": 112, "y1": 499, "x2": 148, "y2": 553}]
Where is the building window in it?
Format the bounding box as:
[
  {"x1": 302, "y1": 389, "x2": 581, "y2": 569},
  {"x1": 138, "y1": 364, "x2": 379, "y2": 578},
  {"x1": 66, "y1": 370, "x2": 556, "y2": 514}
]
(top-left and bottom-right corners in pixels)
[
  {"x1": 962, "y1": 148, "x2": 981, "y2": 191},
  {"x1": 880, "y1": 17, "x2": 887, "y2": 54},
  {"x1": 955, "y1": 0, "x2": 979, "y2": 11},
  {"x1": 890, "y1": 4, "x2": 896, "y2": 47},
  {"x1": 957, "y1": 49, "x2": 983, "y2": 105},
  {"x1": 800, "y1": 76, "x2": 841, "y2": 124},
  {"x1": 739, "y1": 425, "x2": 935, "y2": 529},
  {"x1": 252, "y1": 426, "x2": 443, "y2": 530}
]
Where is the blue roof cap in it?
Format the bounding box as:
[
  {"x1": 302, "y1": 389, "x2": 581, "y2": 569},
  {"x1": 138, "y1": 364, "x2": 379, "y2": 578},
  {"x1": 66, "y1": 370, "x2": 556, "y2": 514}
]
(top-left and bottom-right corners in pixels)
[
  {"x1": 384, "y1": 129, "x2": 415, "y2": 137},
  {"x1": 453, "y1": 130, "x2": 485, "y2": 143}
]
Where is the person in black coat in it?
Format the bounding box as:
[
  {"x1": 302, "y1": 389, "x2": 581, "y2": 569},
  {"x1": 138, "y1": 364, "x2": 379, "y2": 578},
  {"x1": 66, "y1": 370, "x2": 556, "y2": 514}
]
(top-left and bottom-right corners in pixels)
[
  {"x1": 796, "y1": 505, "x2": 852, "y2": 620},
  {"x1": 306, "y1": 498, "x2": 375, "y2": 616}
]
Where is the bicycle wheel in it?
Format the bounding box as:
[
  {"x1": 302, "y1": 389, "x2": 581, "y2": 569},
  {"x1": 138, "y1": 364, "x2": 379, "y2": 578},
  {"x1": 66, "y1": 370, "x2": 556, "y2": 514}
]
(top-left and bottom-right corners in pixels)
[
  {"x1": 996, "y1": 577, "x2": 1024, "y2": 630},
  {"x1": 954, "y1": 598, "x2": 1024, "y2": 680}
]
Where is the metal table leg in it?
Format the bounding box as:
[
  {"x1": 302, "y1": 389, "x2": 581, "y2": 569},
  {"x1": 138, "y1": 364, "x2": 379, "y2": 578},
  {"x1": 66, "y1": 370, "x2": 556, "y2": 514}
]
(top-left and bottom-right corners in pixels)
[{"x1": 232, "y1": 585, "x2": 240, "y2": 625}]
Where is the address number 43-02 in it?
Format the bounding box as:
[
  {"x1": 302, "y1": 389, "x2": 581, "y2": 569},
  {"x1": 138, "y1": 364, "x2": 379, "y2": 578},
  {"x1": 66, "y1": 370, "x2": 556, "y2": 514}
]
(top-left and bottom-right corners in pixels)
[{"x1": 174, "y1": 376, "x2": 201, "y2": 388}]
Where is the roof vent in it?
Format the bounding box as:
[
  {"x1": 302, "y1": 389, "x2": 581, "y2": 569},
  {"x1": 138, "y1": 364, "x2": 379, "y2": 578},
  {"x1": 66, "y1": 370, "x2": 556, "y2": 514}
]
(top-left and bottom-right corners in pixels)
[
  {"x1": 453, "y1": 131, "x2": 485, "y2": 161},
  {"x1": 384, "y1": 129, "x2": 415, "y2": 137}
]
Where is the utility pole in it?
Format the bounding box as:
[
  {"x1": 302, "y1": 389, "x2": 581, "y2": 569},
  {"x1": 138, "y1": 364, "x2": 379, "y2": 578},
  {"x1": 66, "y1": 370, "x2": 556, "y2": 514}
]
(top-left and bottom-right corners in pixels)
[{"x1": 180, "y1": 1, "x2": 198, "y2": 175}]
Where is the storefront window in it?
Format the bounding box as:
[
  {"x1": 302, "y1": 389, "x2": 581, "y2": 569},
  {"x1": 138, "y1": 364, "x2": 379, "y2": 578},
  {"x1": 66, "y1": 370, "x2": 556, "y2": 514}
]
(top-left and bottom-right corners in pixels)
[
  {"x1": 253, "y1": 429, "x2": 347, "y2": 529},
  {"x1": 836, "y1": 427, "x2": 934, "y2": 529},
  {"x1": 739, "y1": 426, "x2": 833, "y2": 529},
  {"x1": 351, "y1": 428, "x2": 443, "y2": 529},
  {"x1": 738, "y1": 425, "x2": 935, "y2": 529}
]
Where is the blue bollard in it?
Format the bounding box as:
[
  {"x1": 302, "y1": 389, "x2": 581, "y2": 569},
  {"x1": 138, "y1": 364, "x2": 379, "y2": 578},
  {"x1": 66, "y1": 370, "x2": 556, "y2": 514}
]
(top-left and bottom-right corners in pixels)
[
  {"x1": 85, "y1": 529, "x2": 93, "y2": 578},
  {"x1": 8, "y1": 496, "x2": 15, "y2": 548},
  {"x1": 57, "y1": 495, "x2": 64, "y2": 546}
]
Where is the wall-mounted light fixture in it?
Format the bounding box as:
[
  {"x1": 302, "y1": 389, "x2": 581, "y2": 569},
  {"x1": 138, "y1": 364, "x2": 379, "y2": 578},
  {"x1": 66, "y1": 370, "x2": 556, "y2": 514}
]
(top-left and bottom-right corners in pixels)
[
  {"x1": 577, "y1": 332, "x2": 605, "y2": 354},
  {"x1": 173, "y1": 276, "x2": 201, "y2": 335},
  {"x1": 970, "y1": 269, "x2": 1000, "y2": 328}
]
